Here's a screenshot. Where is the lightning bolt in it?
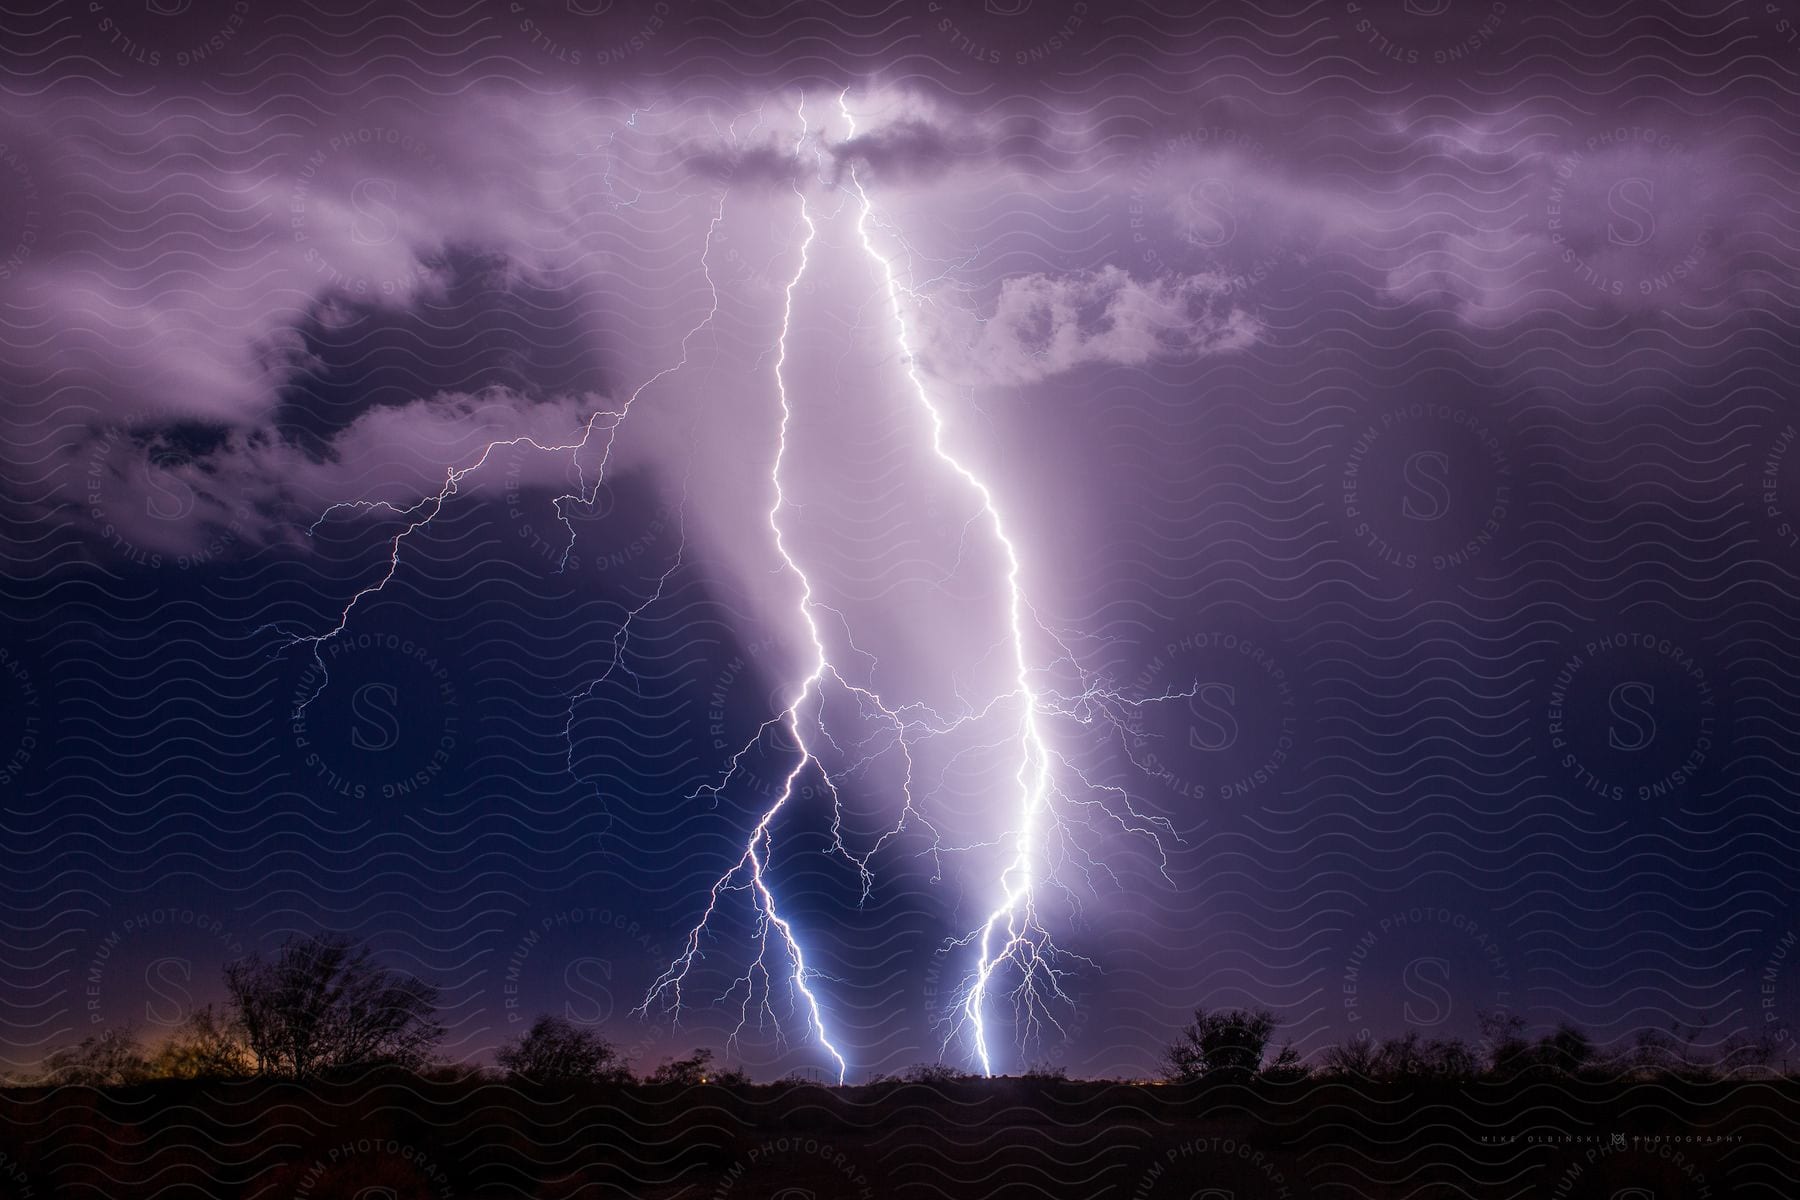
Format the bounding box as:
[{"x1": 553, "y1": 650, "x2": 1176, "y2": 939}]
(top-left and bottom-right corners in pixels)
[
  {"x1": 635, "y1": 99, "x2": 853, "y2": 1084},
  {"x1": 278, "y1": 92, "x2": 1189, "y2": 1085},
  {"x1": 831, "y1": 97, "x2": 1058, "y2": 1077},
  {"x1": 641, "y1": 92, "x2": 1188, "y2": 1082},
  {"x1": 829, "y1": 92, "x2": 1196, "y2": 1078}
]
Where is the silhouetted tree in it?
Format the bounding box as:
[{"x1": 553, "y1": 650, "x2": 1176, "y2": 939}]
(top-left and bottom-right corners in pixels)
[
  {"x1": 1535, "y1": 1023, "x2": 1594, "y2": 1076},
  {"x1": 1379, "y1": 1032, "x2": 1479, "y2": 1079},
  {"x1": 1607, "y1": 1019, "x2": 1734, "y2": 1080},
  {"x1": 1321, "y1": 1034, "x2": 1381, "y2": 1077},
  {"x1": 147, "y1": 1004, "x2": 251, "y2": 1079},
  {"x1": 36, "y1": 1028, "x2": 149, "y2": 1086},
  {"x1": 497, "y1": 1015, "x2": 628, "y2": 1083},
  {"x1": 224, "y1": 932, "x2": 443, "y2": 1078},
  {"x1": 1479, "y1": 1009, "x2": 1532, "y2": 1077},
  {"x1": 647, "y1": 1047, "x2": 715, "y2": 1085},
  {"x1": 901, "y1": 1062, "x2": 974, "y2": 1084},
  {"x1": 642, "y1": 1048, "x2": 752, "y2": 1086},
  {"x1": 1375, "y1": 1031, "x2": 1431, "y2": 1077},
  {"x1": 1163, "y1": 1007, "x2": 1281, "y2": 1082},
  {"x1": 1715, "y1": 1029, "x2": 1782, "y2": 1075},
  {"x1": 712, "y1": 1063, "x2": 752, "y2": 1087},
  {"x1": 1262, "y1": 1042, "x2": 1309, "y2": 1080},
  {"x1": 1418, "y1": 1037, "x2": 1480, "y2": 1079},
  {"x1": 1320, "y1": 1032, "x2": 1478, "y2": 1080}
]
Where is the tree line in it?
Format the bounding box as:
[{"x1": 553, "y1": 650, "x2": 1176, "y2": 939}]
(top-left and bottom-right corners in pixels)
[
  {"x1": 21, "y1": 932, "x2": 1792, "y2": 1088},
  {"x1": 31, "y1": 933, "x2": 760, "y2": 1088},
  {"x1": 1156, "y1": 1004, "x2": 1790, "y2": 1085}
]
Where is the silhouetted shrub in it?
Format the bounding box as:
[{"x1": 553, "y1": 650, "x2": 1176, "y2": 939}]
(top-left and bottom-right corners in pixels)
[
  {"x1": 901, "y1": 1062, "x2": 975, "y2": 1084},
  {"x1": 1535, "y1": 1023, "x2": 1594, "y2": 1076},
  {"x1": 1479, "y1": 1009, "x2": 1533, "y2": 1078},
  {"x1": 646, "y1": 1047, "x2": 749, "y2": 1085},
  {"x1": 1321, "y1": 1035, "x2": 1381, "y2": 1077},
  {"x1": 1319, "y1": 1032, "x2": 1479, "y2": 1080},
  {"x1": 497, "y1": 1015, "x2": 629, "y2": 1083},
  {"x1": 35, "y1": 1028, "x2": 149, "y2": 1087},
  {"x1": 1261, "y1": 1042, "x2": 1309, "y2": 1080},
  {"x1": 1162, "y1": 1007, "x2": 1281, "y2": 1083},
  {"x1": 146, "y1": 1005, "x2": 251, "y2": 1080}
]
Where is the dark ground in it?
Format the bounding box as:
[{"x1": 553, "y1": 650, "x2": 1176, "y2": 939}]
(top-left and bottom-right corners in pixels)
[{"x1": 0, "y1": 1072, "x2": 1791, "y2": 1198}]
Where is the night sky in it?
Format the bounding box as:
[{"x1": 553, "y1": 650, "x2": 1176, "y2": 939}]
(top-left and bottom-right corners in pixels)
[{"x1": 3, "y1": 0, "x2": 1798, "y2": 1086}]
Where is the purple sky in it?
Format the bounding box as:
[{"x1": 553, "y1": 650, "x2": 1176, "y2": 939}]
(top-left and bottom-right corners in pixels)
[{"x1": 4, "y1": 0, "x2": 1799, "y2": 1084}]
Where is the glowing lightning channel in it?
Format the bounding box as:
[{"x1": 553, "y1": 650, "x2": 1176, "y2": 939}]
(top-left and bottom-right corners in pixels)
[
  {"x1": 635, "y1": 99, "x2": 848, "y2": 1085},
  {"x1": 640, "y1": 94, "x2": 1189, "y2": 1082},
  {"x1": 277, "y1": 93, "x2": 1186, "y2": 1086},
  {"x1": 826, "y1": 95, "x2": 1051, "y2": 1078},
  {"x1": 830, "y1": 91, "x2": 1191, "y2": 1079}
]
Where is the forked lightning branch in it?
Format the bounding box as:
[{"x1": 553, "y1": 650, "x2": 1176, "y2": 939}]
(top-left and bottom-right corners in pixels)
[{"x1": 276, "y1": 93, "x2": 1190, "y2": 1082}]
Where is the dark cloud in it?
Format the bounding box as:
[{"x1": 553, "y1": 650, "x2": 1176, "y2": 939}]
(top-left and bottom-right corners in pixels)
[
  {"x1": 832, "y1": 117, "x2": 986, "y2": 185},
  {"x1": 684, "y1": 140, "x2": 805, "y2": 187}
]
